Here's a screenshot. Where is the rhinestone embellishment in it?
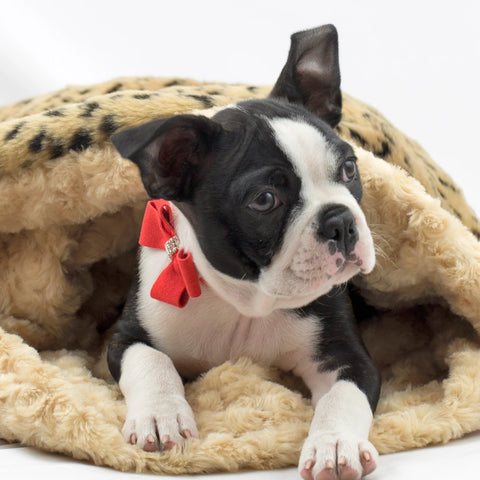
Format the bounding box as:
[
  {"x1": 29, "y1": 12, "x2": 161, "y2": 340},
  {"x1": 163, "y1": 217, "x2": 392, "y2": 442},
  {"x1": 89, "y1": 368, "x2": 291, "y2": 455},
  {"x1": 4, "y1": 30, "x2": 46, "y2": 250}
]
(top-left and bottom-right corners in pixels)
[{"x1": 165, "y1": 235, "x2": 180, "y2": 259}]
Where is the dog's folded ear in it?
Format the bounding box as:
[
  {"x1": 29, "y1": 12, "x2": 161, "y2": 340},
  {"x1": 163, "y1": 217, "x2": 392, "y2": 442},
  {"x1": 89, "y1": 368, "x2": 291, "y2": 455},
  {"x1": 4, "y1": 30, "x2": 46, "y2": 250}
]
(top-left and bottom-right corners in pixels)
[
  {"x1": 270, "y1": 24, "x2": 342, "y2": 128},
  {"x1": 111, "y1": 115, "x2": 222, "y2": 200}
]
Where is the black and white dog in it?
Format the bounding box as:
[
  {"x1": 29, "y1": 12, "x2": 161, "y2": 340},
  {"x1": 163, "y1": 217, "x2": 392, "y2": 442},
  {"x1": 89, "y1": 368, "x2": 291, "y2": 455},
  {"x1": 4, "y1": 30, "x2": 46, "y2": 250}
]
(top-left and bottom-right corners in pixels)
[{"x1": 108, "y1": 25, "x2": 381, "y2": 480}]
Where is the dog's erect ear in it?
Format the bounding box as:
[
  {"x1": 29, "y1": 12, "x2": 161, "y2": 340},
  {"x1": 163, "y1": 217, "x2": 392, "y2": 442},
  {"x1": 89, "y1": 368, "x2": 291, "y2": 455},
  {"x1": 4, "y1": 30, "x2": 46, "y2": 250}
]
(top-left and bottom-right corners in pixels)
[
  {"x1": 111, "y1": 115, "x2": 222, "y2": 200},
  {"x1": 270, "y1": 24, "x2": 342, "y2": 128}
]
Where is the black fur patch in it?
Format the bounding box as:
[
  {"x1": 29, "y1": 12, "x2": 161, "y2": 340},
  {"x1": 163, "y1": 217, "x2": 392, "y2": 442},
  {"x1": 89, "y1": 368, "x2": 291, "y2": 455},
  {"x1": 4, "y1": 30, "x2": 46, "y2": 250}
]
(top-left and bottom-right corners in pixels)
[
  {"x1": 107, "y1": 274, "x2": 153, "y2": 382},
  {"x1": 69, "y1": 128, "x2": 93, "y2": 152},
  {"x1": 297, "y1": 286, "x2": 381, "y2": 411}
]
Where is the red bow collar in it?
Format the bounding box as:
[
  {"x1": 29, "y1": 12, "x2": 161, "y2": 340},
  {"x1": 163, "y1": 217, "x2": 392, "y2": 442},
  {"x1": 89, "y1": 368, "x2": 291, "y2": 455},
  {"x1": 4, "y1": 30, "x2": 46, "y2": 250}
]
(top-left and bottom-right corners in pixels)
[{"x1": 139, "y1": 199, "x2": 202, "y2": 308}]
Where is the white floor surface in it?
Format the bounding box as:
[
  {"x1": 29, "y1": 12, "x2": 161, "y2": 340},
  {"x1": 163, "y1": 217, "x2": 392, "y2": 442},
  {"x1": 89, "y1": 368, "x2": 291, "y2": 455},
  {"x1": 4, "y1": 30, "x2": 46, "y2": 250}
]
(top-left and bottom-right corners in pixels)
[{"x1": 2, "y1": 431, "x2": 480, "y2": 479}]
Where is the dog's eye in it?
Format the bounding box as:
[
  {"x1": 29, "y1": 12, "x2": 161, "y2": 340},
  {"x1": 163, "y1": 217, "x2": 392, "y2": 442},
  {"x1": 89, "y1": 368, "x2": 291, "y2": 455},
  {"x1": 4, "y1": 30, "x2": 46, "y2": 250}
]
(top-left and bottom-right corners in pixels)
[
  {"x1": 341, "y1": 159, "x2": 357, "y2": 183},
  {"x1": 248, "y1": 191, "x2": 281, "y2": 213}
]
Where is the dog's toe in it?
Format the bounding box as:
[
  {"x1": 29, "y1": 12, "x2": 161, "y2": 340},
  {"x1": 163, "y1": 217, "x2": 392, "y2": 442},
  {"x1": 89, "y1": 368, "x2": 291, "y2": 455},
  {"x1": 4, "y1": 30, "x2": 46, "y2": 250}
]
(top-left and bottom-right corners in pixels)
[
  {"x1": 298, "y1": 434, "x2": 378, "y2": 480},
  {"x1": 122, "y1": 394, "x2": 198, "y2": 452},
  {"x1": 143, "y1": 433, "x2": 159, "y2": 452},
  {"x1": 359, "y1": 442, "x2": 378, "y2": 476}
]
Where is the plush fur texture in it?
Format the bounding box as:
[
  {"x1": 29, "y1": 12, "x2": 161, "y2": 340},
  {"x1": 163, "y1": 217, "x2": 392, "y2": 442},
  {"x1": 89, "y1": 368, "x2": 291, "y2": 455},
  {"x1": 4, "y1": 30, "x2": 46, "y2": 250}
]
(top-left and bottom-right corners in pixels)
[{"x1": 1, "y1": 78, "x2": 480, "y2": 473}]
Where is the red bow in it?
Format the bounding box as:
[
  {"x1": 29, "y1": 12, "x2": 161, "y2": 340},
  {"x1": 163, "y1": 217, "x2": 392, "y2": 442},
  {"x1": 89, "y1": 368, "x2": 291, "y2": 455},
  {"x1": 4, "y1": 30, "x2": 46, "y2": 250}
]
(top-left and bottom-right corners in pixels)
[{"x1": 139, "y1": 199, "x2": 202, "y2": 308}]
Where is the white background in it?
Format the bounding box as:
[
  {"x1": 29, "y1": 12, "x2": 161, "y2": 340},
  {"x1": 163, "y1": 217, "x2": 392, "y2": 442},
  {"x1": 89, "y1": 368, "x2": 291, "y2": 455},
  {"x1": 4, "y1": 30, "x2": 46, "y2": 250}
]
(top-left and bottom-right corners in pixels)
[
  {"x1": 1, "y1": 0, "x2": 479, "y2": 211},
  {"x1": 1, "y1": 1, "x2": 480, "y2": 478}
]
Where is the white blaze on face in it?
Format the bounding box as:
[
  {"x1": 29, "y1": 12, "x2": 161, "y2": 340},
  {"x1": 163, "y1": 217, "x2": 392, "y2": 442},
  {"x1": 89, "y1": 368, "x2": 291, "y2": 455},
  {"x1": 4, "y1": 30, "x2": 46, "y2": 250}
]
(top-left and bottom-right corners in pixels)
[{"x1": 258, "y1": 118, "x2": 375, "y2": 300}]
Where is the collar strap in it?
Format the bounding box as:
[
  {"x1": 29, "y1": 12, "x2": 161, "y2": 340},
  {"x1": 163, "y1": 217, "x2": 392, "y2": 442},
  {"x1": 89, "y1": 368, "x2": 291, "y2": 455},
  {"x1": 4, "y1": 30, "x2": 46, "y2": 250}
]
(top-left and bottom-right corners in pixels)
[{"x1": 139, "y1": 199, "x2": 202, "y2": 308}]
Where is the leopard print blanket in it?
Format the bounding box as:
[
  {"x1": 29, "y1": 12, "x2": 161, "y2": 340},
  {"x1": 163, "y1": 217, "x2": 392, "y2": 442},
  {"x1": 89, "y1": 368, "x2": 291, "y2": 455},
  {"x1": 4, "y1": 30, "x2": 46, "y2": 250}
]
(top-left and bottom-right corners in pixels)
[{"x1": 1, "y1": 77, "x2": 480, "y2": 474}]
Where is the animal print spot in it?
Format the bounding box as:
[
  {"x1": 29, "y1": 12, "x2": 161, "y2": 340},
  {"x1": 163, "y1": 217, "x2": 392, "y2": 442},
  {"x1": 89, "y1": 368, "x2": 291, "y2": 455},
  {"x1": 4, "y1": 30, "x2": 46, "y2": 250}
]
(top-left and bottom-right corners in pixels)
[
  {"x1": 348, "y1": 128, "x2": 367, "y2": 147},
  {"x1": 29, "y1": 129, "x2": 47, "y2": 153},
  {"x1": 20, "y1": 158, "x2": 35, "y2": 169},
  {"x1": 80, "y1": 102, "x2": 101, "y2": 118},
  {"x1": 452, "y1": 208, "x2": 463, "y2": 220},
  {"x1": 99, "y1": 114, "x2": 120, "y2": 135},
  {"x1": 49, "y1": 139, "x2": 65, "y2": 159},
  {"x1": 106, "y1": 83, "x2": 123, "y2": 94},
  {"x1": 5, "y1": 121, "x2": 25, "y2": 141},
  {"x1": 44, "y1": 109, "x2": 66, "y2": 117},
  {"x1": 439, "y1": 177, "x2": 459, "y2": 193},
  {"x1": 373, "y1": 141, "x2": 391, "y2": 159},
  {"x1": 382, "y1": 131, "x2": 396, "y2": 147},
  {"x1": 133, "y1": 93, "x2": 151, "y2": 100},
  {"x1": 186, "y1": 94, "x2": 214, "y2": 108},
  {"x1": 69, "y1": 128, "x2": 93, "y2": 152}
]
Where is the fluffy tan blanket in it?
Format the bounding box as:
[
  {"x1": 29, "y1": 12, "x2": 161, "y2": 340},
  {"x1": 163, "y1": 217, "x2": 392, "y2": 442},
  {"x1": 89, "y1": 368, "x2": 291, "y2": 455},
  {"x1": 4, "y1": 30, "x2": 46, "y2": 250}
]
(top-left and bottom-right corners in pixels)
[{"x1": 1, "y1": 77, "x2": 480, "y2": 473}]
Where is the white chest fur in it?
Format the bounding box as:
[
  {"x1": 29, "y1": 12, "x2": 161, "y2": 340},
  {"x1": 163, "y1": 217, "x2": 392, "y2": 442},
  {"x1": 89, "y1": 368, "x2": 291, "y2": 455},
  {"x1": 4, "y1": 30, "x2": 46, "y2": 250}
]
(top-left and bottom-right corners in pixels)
[{"x1": 138, "y1": 246, "x2": 320, "y2": 378}]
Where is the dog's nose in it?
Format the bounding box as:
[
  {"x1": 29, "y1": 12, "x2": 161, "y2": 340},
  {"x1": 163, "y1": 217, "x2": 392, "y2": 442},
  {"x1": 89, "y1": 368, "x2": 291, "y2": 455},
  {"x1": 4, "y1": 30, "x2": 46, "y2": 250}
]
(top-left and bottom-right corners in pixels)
[{"x1": 316, "y1": 204, "x2": 358, "y2": 255}]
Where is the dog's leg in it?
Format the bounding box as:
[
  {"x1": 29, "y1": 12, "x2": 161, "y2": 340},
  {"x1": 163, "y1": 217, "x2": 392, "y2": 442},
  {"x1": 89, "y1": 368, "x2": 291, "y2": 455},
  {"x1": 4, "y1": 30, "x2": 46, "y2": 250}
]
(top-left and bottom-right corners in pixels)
[
  {"x1": 295, "y1": 294, "x2": 380, "y2": 479},
  {"x1": 118, "y1": 342, "x2": 198, "y2": 451},
  {"x1": 297, "y1": 371, "x2": 378, "y2": 480},
  {"x1": 108, "y1": 280, "x2": 197, "y2": 452}
]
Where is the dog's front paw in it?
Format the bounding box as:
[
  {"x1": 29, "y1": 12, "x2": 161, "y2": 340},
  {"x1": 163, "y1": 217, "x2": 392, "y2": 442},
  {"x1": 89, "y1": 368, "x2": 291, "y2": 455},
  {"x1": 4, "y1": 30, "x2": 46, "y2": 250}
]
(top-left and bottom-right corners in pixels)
[
  {"x1": 122, "y1": 394, "x2": 198, "y2": 452},
  {"x1": 298, "y1": 433, "x2": 378, "y2": 480}
]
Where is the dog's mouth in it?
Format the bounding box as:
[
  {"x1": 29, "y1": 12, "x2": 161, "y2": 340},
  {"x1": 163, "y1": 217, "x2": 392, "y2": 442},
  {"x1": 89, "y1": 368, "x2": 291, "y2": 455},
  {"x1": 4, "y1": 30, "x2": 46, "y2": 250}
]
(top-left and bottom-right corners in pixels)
[{"x1": 259, "y1": 233, "x2": 375, "y2": 301}]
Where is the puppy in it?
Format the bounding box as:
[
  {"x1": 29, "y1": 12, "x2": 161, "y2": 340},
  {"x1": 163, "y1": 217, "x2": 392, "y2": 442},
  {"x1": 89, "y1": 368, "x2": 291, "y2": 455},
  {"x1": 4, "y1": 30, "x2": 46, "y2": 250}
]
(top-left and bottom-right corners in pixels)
[{"x1": 108, "y1": 24, "x2": 381, "y2": 480}]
